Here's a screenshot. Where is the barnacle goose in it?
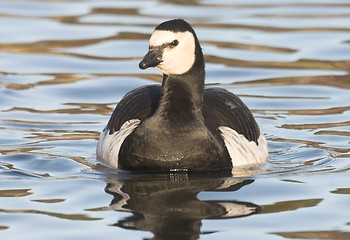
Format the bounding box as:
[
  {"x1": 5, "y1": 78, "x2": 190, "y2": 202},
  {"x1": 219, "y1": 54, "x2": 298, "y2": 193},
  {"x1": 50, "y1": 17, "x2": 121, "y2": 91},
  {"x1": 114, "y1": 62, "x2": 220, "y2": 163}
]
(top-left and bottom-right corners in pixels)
[{"x1": 97, "y1": 19, "x2": 268, "y2": 172}]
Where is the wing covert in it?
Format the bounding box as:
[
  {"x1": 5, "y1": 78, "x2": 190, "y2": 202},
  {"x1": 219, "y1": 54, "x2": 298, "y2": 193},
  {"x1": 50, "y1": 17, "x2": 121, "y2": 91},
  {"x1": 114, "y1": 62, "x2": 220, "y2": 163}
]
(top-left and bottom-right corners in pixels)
[
  {"x1": 106, "y1": 85, "x2": 162, "y2": 134},
  {"x1": 203, "y1": 87, "x2": 260, "y2": 144}
]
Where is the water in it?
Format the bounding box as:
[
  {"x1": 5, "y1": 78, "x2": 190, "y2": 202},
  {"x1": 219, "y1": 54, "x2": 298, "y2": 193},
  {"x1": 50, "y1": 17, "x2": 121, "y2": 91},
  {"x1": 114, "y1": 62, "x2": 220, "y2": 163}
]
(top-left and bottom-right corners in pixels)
[{"x1": 0, "y1": 0, "x2": 349, "y2": 239}]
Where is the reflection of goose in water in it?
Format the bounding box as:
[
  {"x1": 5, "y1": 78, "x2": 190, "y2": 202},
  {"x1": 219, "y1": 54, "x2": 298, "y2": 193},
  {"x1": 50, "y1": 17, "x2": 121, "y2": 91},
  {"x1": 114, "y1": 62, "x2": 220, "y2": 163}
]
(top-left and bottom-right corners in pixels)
[{"x1": 104, "y1": 173, "x2": 259, "y2": 239}]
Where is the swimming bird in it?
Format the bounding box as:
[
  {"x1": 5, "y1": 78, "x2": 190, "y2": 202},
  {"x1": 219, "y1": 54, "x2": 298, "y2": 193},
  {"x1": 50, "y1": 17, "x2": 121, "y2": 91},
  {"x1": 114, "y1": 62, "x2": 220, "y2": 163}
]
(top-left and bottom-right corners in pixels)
[{"x1": 97, "y1": 19, "x2": 268, "y2": 172}]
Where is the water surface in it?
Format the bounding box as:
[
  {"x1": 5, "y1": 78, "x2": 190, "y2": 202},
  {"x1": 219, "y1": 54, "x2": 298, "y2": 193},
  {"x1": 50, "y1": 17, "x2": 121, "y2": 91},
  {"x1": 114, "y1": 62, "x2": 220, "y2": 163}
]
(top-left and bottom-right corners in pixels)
[{"x1": 0, "y1": 0, "x2": 350, "y2": 239}]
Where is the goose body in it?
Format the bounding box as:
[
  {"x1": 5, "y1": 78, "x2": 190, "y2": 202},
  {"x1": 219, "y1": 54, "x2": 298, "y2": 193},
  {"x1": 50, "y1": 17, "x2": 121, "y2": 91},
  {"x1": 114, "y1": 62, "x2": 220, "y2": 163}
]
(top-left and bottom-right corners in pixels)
[{"x1": 97, "y1": 19, "x2": 268, "y2": 172}]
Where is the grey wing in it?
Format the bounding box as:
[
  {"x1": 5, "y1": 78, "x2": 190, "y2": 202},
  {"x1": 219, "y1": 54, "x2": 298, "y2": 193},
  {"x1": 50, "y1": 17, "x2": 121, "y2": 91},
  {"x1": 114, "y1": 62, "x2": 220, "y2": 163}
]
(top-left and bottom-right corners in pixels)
[
  {"x1": 203, "y1": 87, "x2": 260, "y2": 144},
  {"x1": 106, "y1": 85, "x2": 162, "y2": 134}
]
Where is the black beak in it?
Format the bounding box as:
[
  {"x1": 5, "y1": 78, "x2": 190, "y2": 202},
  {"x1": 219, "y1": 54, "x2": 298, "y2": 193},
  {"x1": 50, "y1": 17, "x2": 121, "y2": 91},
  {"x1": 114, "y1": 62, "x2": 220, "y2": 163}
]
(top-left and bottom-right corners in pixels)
[{"x1": 139, "y1": 49, "x2": 162, "y2": 70}]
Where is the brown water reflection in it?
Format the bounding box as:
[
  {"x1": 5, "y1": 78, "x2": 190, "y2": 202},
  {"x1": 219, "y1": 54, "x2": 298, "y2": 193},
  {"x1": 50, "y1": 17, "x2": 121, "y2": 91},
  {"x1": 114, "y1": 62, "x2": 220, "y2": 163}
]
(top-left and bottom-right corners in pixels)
[
  {"x1": 206, "y1": 55, "x2": 350, "y2": 71},
  {"x1": 273, "y1": 231, "x2": 350, "y2": 240}
]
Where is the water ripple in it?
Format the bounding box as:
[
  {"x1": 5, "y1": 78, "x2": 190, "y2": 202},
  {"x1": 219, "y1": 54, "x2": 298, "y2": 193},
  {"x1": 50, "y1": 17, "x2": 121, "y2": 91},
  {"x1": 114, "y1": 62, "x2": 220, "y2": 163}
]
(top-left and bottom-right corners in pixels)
[{"x1": 0, "y1": 0, "x2": 350, "y2": 239}]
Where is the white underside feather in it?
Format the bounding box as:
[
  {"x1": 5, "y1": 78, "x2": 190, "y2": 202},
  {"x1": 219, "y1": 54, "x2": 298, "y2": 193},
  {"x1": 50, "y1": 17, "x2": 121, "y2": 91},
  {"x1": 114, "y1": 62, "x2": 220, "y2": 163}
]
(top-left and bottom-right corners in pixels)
[
  {"x1": 96, "y1": 119, "x2": 140, "y2": 168},
  {"x1": 219, "y1": 126, "x2": 268, "y2": 167},
  {"x1": 217, "y1": 202, "x2": 258, "y2": 218}
]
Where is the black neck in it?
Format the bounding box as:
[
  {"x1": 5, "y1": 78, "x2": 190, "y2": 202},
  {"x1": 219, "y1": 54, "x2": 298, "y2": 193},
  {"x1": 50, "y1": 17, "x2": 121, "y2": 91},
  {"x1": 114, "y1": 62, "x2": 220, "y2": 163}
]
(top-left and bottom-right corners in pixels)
[
  {"x1": 157, "y1": 37, "x2": 205, "y2": 124},
  {"x1": 157, "y1": 58, "x2": 205, "y2": 123}
]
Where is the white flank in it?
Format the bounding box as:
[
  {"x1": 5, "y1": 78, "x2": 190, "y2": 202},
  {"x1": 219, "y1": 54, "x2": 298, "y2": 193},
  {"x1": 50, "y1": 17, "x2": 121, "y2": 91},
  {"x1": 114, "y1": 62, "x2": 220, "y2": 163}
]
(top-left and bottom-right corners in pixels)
[
  {"x1": 219, "y1": 126, "x2": 268, "y2": 167},
  {"x1": 96, "y1": 119, "x2": 140, "y2": 168}
]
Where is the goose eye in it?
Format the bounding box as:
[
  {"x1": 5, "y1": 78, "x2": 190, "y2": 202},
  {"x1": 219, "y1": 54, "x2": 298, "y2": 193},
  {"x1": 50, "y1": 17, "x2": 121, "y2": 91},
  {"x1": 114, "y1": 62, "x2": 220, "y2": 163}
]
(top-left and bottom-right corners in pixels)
[{"x1": 171, "y1": 40, "x2": 179, "y2": 46}]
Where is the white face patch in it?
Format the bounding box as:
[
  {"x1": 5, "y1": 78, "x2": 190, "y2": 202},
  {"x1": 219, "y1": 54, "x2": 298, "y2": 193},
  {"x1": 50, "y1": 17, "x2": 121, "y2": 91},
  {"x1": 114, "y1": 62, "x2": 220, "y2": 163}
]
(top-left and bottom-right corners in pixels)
[{"x1": 149, "y1": 30, "x2": 195, "y2": 75}]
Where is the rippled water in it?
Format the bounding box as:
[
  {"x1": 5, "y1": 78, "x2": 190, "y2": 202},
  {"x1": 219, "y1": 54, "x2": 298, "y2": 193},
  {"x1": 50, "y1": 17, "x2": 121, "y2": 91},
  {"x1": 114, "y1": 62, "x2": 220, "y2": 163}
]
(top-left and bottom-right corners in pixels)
[{"x1": 0, "y1": 0, "x2": 350, "y2": 239}]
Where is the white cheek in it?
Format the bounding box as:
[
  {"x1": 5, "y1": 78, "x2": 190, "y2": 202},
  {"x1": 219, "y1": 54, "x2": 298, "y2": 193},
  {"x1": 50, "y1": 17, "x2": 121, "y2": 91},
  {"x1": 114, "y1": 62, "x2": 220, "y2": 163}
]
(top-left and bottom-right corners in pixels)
[
  {"x1": 149, "y1": 30, "x2": 196, "y2": 75},
  {"x1": 160, "y1": 34, "x2": 195, "y2": 75}
]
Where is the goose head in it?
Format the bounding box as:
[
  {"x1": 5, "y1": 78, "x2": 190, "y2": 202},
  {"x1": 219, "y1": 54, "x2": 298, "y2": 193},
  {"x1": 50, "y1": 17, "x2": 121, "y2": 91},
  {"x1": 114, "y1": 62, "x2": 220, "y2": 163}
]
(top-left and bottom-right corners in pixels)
[{"x1": 139, "y1": 19, "x2": 203, "y2": 76}]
